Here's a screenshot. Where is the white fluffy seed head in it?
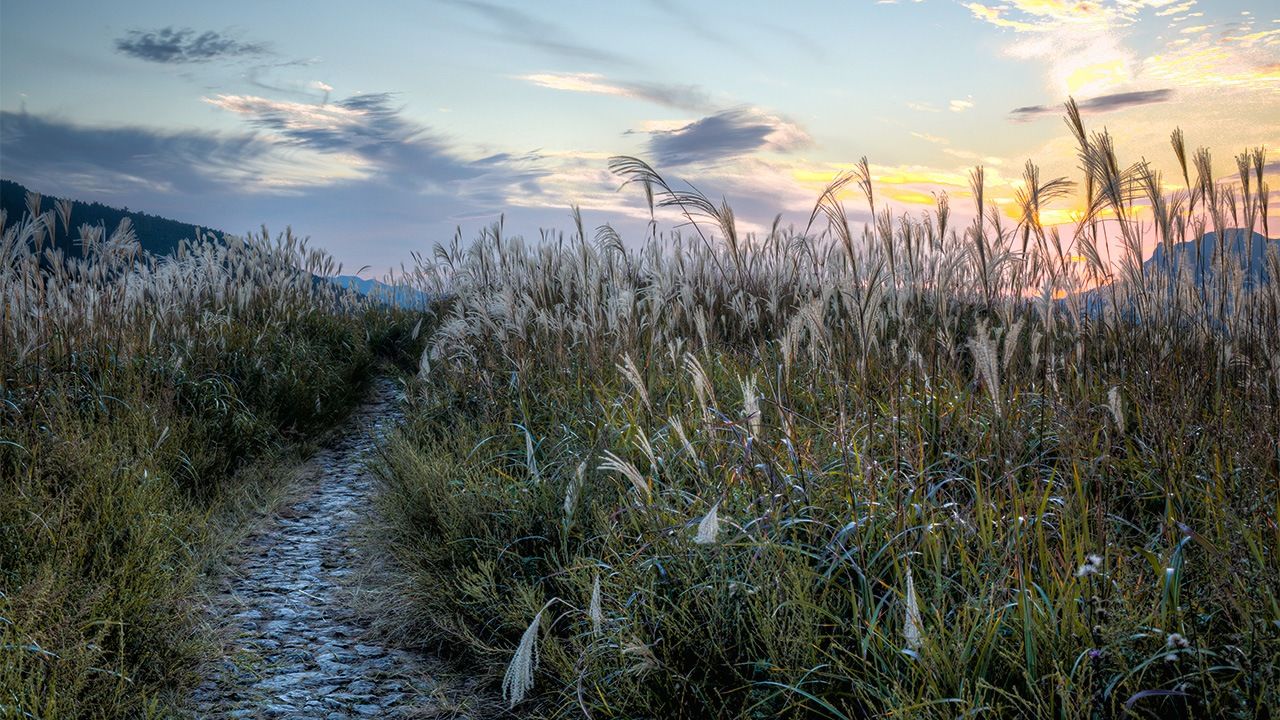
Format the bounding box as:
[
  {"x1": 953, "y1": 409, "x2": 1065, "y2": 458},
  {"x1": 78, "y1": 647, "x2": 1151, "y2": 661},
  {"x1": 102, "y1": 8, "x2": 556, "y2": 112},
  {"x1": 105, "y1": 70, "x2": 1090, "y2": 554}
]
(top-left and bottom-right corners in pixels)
[
  {"x1": 694, "y1": 502, "x2": 720, "y2": 545},
  {"x1": 1106, "y1": 386, "x2": 1125, "y2": 432},
  {"x1": 589, "y1": 574, "x2": 603, "y2": 635},
  {"x1": 740, "y1": 375, "x2": 761, "y2": 437},
  {"x1": 904, "y1": 565, "x2": 924, "y2": 651},
  {"x1": 502, "y1": 601, "x2": 550, "y2": 708}
]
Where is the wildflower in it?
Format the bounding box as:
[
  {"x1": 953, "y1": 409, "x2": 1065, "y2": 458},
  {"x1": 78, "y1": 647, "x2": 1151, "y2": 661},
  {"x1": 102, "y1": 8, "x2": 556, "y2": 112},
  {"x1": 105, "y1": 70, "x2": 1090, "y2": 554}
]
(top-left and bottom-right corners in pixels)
[{"x1": 1166, "y1": 632, "x2": 1190, "y2": 649}]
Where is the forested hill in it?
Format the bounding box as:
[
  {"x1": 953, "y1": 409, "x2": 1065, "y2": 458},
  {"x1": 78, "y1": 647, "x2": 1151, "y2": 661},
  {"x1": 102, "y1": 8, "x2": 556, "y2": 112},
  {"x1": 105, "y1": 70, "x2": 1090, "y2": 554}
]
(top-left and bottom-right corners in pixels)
[{"x1": 1, "y1": 178, "x2": 224, "y2": 256}]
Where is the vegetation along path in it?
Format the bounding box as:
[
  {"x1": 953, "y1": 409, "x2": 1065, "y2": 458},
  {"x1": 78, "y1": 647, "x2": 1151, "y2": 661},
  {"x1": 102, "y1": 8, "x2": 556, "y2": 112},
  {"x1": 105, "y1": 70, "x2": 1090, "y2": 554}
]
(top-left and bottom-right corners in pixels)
[{"x1": 190, "y1": 380, "x2": 436, "y2": 719}]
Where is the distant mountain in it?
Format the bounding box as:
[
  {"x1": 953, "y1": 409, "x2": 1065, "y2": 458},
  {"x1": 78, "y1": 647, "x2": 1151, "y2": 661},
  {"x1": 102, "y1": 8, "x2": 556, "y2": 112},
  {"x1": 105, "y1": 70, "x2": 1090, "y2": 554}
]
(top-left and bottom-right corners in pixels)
[
  {"x1": 329, "y1": 275, "x2": 431, "y2": 309},
  {"x1": 1074, "y1": 229, "x2": 1278, "y2": 318},
  {"x1": 1, "y1": 178, "x2": 223, "y2": 257},
  {"x1": 1145, "y1": 229, "x2": 1276, "y2": 288}
]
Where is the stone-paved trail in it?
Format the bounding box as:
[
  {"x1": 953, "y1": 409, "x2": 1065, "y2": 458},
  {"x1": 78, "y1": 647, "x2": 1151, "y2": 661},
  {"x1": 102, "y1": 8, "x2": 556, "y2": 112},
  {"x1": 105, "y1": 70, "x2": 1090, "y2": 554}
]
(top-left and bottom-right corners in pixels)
[{"x1": 191, "y1": 381, "x2": 439, "y2": 719}]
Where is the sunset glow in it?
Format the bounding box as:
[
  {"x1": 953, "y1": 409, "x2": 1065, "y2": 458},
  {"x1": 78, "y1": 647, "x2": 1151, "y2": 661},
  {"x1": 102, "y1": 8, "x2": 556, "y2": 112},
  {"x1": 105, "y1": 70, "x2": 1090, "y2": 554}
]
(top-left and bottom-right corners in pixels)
[{"x1": 2, "y1": 0, "x2": 1276, "y2": 270}]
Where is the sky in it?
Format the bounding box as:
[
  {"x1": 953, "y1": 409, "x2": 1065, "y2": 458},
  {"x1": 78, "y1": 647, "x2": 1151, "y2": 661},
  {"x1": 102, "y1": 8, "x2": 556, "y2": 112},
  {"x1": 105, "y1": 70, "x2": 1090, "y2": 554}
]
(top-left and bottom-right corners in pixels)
[{"x1": 1, "y1": 0, "x2": 1277, "y2": 273}]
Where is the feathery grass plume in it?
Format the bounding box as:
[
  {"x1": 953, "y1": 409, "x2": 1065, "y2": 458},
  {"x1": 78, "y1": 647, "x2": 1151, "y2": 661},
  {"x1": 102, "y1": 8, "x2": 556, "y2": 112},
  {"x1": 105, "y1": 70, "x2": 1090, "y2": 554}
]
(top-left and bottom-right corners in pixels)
[
  {"x1": 1002, "y1": 319, "x2": 1024, "y2": 373},
  {"x1": 1106, "y1": 387, "x2": 1125, "y2": 433},
  {"x1": 417, "y1": 342, "x2": 431, "y2": 382},
  {"x1": 617, "y1": 353, "x2": 652, "y2": 412},
  {"x1": 669, "y1": 415, "x2": 699, "y2": 467},
  {"x1": 24, "y1": 191, "x2": 41, "y2": 228},
  {"x1": 563, "y1": 461, "x2": 586, "y2": 528},
  {"x1": 968, "y1": 319, "x2": 1002, "y2": 415},
  {"x1": 634, "y1": 424, "x2": 659, "y2": 477},
  {"x1": 608, "y1": 155, "x2": 731, "y2": 278},
  {"x1": 694, "y1": 309, "x2": 712, "y2": 355},
  {"x1": 694, "y1": 501, "x2": 720, "y2": 545},
  {"x1": 740, "y1": 375, "x2": 761, "y2": 436},
  {"x1": 620, "y1": 636, "x2": 659, "y2": 674},
  {"x1": 54, "y1": 197, "x2": 73, "y2": 237},
  {"x1": 684, "y1": 352, "x2": 716, "y2": 420},
  {"x1": 598, "y1": 450, "x2": 651, "y2": 503},
  {"x1": 589, "y1": 574, "x2": 603, "y2": 635},
  {"x1": 520, "y1": 425, "x2": 540, "y2": 482},
  {"x1": 503, "y1": 600, "x2": 554, "y2": 708},
  {"x1": 904, "y1": 565, "x2": 924, "y2": 652}
]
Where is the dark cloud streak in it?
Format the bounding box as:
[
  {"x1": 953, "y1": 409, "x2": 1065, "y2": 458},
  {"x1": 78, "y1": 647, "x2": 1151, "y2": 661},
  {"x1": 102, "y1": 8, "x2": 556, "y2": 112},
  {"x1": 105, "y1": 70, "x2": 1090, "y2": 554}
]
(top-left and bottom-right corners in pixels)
[
  {"x1": 441, "y1": 0, "x2": 634, "y2": 66},
  {"x1": 0, "y1": 107, "x2": 553, "y2": 267},
  {"x1": 0, "y1": 110, "x2": 274, "y2": 196},
  {"x1": 645, "y1": 108, "x2": 808, "y2": 167},
  {"x1": 208, "y1": 92, "x2": 484, "y2": 188},
  {"x1": 620, "y1": 79, "x2": 712, "y2": 113},
  {"x1": 115, "y1": 27, "x2": 269, "y2": 64},
  {"x1": 1010, "y1": 89, "x2": 1175, "y2": 120}
]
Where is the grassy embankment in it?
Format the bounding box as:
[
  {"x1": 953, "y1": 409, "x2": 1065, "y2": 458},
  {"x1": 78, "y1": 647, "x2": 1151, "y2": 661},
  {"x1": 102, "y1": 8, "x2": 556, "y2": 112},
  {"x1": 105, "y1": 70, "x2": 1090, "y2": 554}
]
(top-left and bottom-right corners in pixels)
[
  {"x1": 0, "y1": 209, "x2": 418, "y2": 718},
  {"x1": 372, "y1": 106, "x2": 1279, "y2": 718}
]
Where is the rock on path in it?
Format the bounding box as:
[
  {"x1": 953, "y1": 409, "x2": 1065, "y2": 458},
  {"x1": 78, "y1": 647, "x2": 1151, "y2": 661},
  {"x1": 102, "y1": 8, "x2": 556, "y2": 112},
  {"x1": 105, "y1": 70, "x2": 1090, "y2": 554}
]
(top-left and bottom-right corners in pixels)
[{"x1": 191, "y1": 381, "x2": 435, "y2": 719}]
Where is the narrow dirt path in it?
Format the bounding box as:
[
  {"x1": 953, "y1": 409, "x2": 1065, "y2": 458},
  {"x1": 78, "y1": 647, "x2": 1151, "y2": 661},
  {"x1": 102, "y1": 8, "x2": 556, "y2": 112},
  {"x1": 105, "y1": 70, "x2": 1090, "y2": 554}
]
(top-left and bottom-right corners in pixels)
[{"x1": 190, "y1": 380, "x2": 438, "y2": 719}]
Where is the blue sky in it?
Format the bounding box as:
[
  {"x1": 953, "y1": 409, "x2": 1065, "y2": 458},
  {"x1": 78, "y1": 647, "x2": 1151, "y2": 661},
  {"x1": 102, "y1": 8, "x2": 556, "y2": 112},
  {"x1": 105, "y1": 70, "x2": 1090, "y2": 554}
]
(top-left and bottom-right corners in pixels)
[{"x1": 2, "y1": 0, "x2": 1277, "y2": 272}]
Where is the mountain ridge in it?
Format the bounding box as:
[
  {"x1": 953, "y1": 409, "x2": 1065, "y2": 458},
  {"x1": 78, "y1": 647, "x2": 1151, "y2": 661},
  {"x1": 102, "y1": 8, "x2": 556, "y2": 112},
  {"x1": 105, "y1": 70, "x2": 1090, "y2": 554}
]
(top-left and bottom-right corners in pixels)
[{"x1": 1, "y1": 178, "x2": 225, "y2": 257}]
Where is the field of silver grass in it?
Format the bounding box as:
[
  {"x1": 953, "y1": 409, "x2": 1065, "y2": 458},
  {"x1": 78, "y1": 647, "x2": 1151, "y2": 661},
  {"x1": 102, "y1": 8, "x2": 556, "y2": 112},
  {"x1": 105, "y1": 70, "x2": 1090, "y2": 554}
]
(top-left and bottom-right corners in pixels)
[
  {"x1": 373, "y1": 103, "x2": 1278, "y2": 718},
  {"x1": 0, "y1": 207, "x2": 407, "y2": 718}
]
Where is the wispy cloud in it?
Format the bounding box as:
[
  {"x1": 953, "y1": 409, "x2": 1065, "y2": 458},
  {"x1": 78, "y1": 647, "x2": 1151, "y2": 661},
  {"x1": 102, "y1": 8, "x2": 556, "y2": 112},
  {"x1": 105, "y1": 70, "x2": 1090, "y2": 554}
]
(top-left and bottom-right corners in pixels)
[
  {"x1": 646, "y1": 0, "x2": 825, "y2": 63},
  {"x1": 642, "y1": 107, "x2": 809, "y2": 167},
  {"x1": 907, "y1": 101, "x2": 942, "y2": 113},
  {"x1": 440, "y1": 0, "x2": 633, "y2": 66},
  {"x1": 965, "y1": 0, "x2": 1278, "y2": 99},
  {"x1": 1009, "y1": 88, "x2": 1176, "y2": 120},
  {"x1": 115, "y1": 27, "x2": 269, "y2": 64},
  {"x1": 1141, "y1": 27, "x2": 1280, "y2": 93},
  {"x1": 0, "y1": 106, "x2": 553, "y2": 267},
  {"x1": 518, "y1": 72, "x2": 714, "y2": 112},
  {"x1": 911, "y1": 131, "x2": 948, "y2": 144},
  {"x1": 942, "y1": 147, "x2": 1006, "y2": 166},
  {"x1": 1157, "y1": 1, "x2": 1197, "y2": 17},
  {"x1": 204, "y1": 92, "x2": 484, "y2": 188},
  {"x1": 648, "y1": 0, "x2": 758, "y2": 62},
  {"x1": 963, "y1": 0, "x2": 1182, "y2": 32}
]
